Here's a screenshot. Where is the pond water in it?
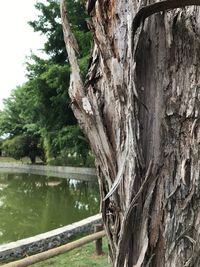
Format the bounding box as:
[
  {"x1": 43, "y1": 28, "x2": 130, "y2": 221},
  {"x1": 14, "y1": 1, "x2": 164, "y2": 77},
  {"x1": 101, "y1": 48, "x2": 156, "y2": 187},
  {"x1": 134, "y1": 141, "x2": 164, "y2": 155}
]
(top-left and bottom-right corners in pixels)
[{"x1": 0, "y1": 172, "x2": 99, "y2": 244}]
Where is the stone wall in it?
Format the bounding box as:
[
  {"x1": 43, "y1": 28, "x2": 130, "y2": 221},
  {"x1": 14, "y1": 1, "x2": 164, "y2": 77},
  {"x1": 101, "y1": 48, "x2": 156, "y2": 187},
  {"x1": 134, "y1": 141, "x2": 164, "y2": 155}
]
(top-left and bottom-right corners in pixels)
[
  {"x1": 0, "y1": 214, "x2": 102, "y2": 264},
  {"x1": 0, "y1": 163, "x2": 97, "y2": 181}
]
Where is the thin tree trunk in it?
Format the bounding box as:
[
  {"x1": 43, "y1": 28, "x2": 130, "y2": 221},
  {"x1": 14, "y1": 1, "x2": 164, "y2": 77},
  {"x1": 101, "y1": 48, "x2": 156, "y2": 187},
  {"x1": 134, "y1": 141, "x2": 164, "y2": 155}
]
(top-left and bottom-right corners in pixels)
[{"x1": 60, "y1": 1, "x2": 200, "y2": 266}]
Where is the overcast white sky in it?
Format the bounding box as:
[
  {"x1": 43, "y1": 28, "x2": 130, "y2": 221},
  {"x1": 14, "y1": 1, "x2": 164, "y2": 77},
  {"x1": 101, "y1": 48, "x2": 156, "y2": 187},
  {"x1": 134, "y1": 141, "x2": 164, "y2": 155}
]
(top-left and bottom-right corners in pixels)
[{"x1": 0, "y1": 0, "x2": 47, "y2": 110}]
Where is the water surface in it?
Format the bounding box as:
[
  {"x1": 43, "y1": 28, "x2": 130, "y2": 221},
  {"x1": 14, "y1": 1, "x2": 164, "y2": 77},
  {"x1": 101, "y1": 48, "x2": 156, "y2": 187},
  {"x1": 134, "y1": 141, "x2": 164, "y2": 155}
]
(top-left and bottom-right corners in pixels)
[{"x1": 0, "y1": 172, "x2": 99, "y2": 244}]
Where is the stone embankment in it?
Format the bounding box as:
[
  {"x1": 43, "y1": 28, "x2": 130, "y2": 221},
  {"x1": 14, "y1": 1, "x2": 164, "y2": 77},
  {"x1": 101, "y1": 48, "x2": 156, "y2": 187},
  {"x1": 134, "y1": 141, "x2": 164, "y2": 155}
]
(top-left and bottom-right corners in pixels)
[
  {"x1": 0, "y1": 214, "x2": 102, "y2": 263},
  {"x1": 0, "y1": 163, "x2": 96, "y2": 181}
]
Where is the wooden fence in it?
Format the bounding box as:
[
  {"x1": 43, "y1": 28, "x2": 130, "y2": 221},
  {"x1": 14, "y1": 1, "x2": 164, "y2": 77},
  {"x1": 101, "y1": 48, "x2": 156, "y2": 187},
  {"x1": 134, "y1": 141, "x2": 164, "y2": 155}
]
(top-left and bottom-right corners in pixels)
[{"x1": 2, "y1": 230, "x2": 106, "y2": 267}]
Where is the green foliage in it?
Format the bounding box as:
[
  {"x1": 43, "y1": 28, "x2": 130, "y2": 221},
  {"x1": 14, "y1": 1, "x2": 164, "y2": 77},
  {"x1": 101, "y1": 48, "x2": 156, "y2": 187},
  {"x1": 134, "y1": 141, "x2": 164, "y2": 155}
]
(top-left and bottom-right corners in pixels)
[
  {"x1": 79, "y1": 54, "x2": 90, "y2": 80},
  {"x1": 26, "y1": 58, "x2": 76, "y2": 129},
  {"x1": 2, "y1": 135, "x2": 43, "y2": 164},
  {"x1": 65, "y1": 0, "x2": 89, "y2": 32},
  {"x1": 0, "y1": 138, "x2": 3, "y2": 156},
  {"x1": 0, "y1": 85, "x2": 41, "y2": 137},
  {"x1": 0, "y1": 0, "x2": 92, "y2": 166},
  {"x1": 0, "y1": 85, "x2": 44, "y2": 163},
  {"x1": 39, "y1": 125, "x2": 92, "y2": 166},
  {"x1": 28, "y1": 0, "x2": 90, "y2": 63},
  {"x1": 29, "y1": 0, "x2": 66, "y2": 63},
  {"x1": 0, "y1": 87, "x2": 25, "y2": 136}
]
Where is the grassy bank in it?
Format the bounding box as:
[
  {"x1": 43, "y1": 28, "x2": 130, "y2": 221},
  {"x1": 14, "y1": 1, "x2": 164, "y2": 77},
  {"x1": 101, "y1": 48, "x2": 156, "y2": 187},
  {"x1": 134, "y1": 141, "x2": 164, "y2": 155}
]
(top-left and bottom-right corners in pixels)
[
  {"x1": 0, "y1": 156, "x2": 24, "y2": 163},
  {"x1": 31, "y1": 238, "x2": 111, "y2": 267},
  {"x1": 0, "y1": 156, "x2": 95, "y2": 167},
  {"x1": 0, "y1": 156, "x2": 39, "y2": 164}
]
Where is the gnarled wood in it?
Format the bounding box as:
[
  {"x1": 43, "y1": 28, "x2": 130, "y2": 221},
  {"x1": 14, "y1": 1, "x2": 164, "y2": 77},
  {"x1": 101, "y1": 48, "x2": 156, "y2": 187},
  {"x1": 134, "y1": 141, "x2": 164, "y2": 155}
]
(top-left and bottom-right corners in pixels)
[{"x1": 61, "y1": 0, "x2": 200, "y2": 266}]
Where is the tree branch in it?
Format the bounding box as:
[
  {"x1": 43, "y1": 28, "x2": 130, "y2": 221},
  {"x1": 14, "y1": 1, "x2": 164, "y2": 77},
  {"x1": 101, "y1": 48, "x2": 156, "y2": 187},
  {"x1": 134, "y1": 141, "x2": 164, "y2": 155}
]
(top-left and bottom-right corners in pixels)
[
  {"x1": 132, "y1": 0, "x2": 200, "y2": 49},
  {"x1": 60, "y1": 0, "x2": 84, "y2": 102}
]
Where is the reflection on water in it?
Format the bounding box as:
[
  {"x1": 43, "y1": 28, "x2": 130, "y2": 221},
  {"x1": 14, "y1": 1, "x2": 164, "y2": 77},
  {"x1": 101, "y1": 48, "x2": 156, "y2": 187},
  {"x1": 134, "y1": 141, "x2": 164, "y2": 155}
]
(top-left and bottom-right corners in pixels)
[{"x1": 0, "y1": 172, "x2": 99, "y2": 244}]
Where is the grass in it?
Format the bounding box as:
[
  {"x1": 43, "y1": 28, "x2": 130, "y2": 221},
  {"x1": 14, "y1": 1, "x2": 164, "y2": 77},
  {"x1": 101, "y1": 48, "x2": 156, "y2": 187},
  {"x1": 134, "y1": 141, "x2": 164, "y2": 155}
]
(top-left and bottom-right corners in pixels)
[
  {"x1": 0, "y1": 156, "x2": 95, "y2": 167},
  {"x1": 31, "y1": 238, "x2": 111, "y2": 267},
  {"x1": 0, "y1": 156, "x2": 23, "y2": 163},
  {"x1": 0, "y1": 156, "x2": 41, "y2": 164}
]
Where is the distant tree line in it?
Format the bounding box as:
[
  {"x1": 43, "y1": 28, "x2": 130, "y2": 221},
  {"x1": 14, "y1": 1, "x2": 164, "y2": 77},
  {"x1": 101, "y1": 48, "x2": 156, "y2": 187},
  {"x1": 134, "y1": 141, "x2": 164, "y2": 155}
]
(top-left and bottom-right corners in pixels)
[{"x1": 0, "y1": 0, "x2": 93, "y2": 165}]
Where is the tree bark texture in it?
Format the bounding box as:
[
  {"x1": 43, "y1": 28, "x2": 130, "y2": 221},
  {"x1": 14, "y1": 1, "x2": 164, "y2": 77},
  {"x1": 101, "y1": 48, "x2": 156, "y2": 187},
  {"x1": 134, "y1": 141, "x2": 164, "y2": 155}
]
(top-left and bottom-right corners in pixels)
[{"x1": 61, "y1": 0, "x2": 200, "y2": 266}]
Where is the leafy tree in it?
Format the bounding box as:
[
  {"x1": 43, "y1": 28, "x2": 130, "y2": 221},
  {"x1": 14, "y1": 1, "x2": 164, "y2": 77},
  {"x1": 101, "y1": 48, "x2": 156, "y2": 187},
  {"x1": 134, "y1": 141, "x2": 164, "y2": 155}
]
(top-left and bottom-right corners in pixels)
[
  {"x1": 0, "y1": 0, "x2": 92, "y2": 165},
  {"x1": 28, "y1": 0, "x2": 90, "y2": 63},
  {"x1": 24, "y1": 0, "x2": 92, "y2": 163},
  {"x1": 2, "y1": 134, "x2": 43, "y2": 164},
  {"x1": 29, "y1": 0, "x2": 67, "y2": 63},
  {"x1": 0, "y1": 138, "x2": 3, "y2": 156},
  {"x1": 0, "y1": 85, "x2": 44, "y2": 163},
  {"x1": 26, "y1": 56, "x2": 76, "y2": 129},
  {"x1": 50, "y1": 126, "x2": 90, "y2": 165}
]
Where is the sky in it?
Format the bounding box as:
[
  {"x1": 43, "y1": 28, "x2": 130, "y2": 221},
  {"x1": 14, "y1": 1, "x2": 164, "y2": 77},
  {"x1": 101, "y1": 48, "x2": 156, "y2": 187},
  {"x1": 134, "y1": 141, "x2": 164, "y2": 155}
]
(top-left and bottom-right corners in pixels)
[{"x1": 0, "y1": 0, "x2": 47, "y2": 110}]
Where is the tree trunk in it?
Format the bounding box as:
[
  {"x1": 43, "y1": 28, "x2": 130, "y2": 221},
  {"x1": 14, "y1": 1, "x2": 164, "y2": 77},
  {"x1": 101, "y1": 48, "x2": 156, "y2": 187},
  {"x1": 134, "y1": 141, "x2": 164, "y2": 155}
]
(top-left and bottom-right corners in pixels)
[{"x1": 60, "y1": 1, "x2": 200, "y2": 266}]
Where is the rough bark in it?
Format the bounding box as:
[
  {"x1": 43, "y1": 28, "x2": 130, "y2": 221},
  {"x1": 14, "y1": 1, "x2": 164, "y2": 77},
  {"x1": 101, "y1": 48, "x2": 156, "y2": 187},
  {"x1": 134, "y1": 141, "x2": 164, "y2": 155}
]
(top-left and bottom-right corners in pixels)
[{"x1": 60, "y1": 0, "x2": 200, "y2": 266}]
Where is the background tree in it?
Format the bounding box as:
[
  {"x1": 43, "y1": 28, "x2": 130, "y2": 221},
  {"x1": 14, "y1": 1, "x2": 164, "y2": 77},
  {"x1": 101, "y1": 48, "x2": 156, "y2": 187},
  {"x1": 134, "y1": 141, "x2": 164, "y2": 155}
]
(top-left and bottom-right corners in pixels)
[
  {"x1": 26, "y1": 0, "x2": 91, "y2": 164},
  {"x1": 61, "y1": 0, "x2": 200, "y2": 266},
  {"x1": 0, "y1": 85, "x2": 43, "y2": 163},
  {"x1": 2, "y1": 134, "x2": 43, "y2": 164},
  {"x1": 0, "y1": 0, "x2": 92, "y2": 165}
]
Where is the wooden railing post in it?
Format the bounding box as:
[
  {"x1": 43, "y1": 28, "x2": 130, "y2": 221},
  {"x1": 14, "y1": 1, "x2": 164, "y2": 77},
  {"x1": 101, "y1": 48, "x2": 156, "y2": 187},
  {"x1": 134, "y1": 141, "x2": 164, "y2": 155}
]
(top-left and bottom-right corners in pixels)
[
  {"x1": 94, "y1": 224, "x2": 103, "y2": 255},
  {"x1": 2, "y1": 231, "x2": 106, "y2": 267}
]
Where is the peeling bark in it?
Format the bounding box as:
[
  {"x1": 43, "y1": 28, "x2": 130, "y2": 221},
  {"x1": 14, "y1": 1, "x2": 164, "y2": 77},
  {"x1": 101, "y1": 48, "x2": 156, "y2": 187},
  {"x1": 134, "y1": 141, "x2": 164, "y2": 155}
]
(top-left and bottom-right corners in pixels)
[{"x1": 61, "y1": 0, "x2": 200, "y2": 266}]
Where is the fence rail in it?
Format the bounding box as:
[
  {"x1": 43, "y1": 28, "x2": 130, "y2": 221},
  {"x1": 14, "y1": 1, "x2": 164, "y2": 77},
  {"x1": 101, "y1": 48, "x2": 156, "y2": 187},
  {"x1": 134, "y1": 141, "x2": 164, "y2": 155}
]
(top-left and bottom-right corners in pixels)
[
  {"x1": 2, "y1": 230, "x2": 106, "y2": 267},
  {"x1": 0, "y1": 214, "x2": 102, "y2": 264}
]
